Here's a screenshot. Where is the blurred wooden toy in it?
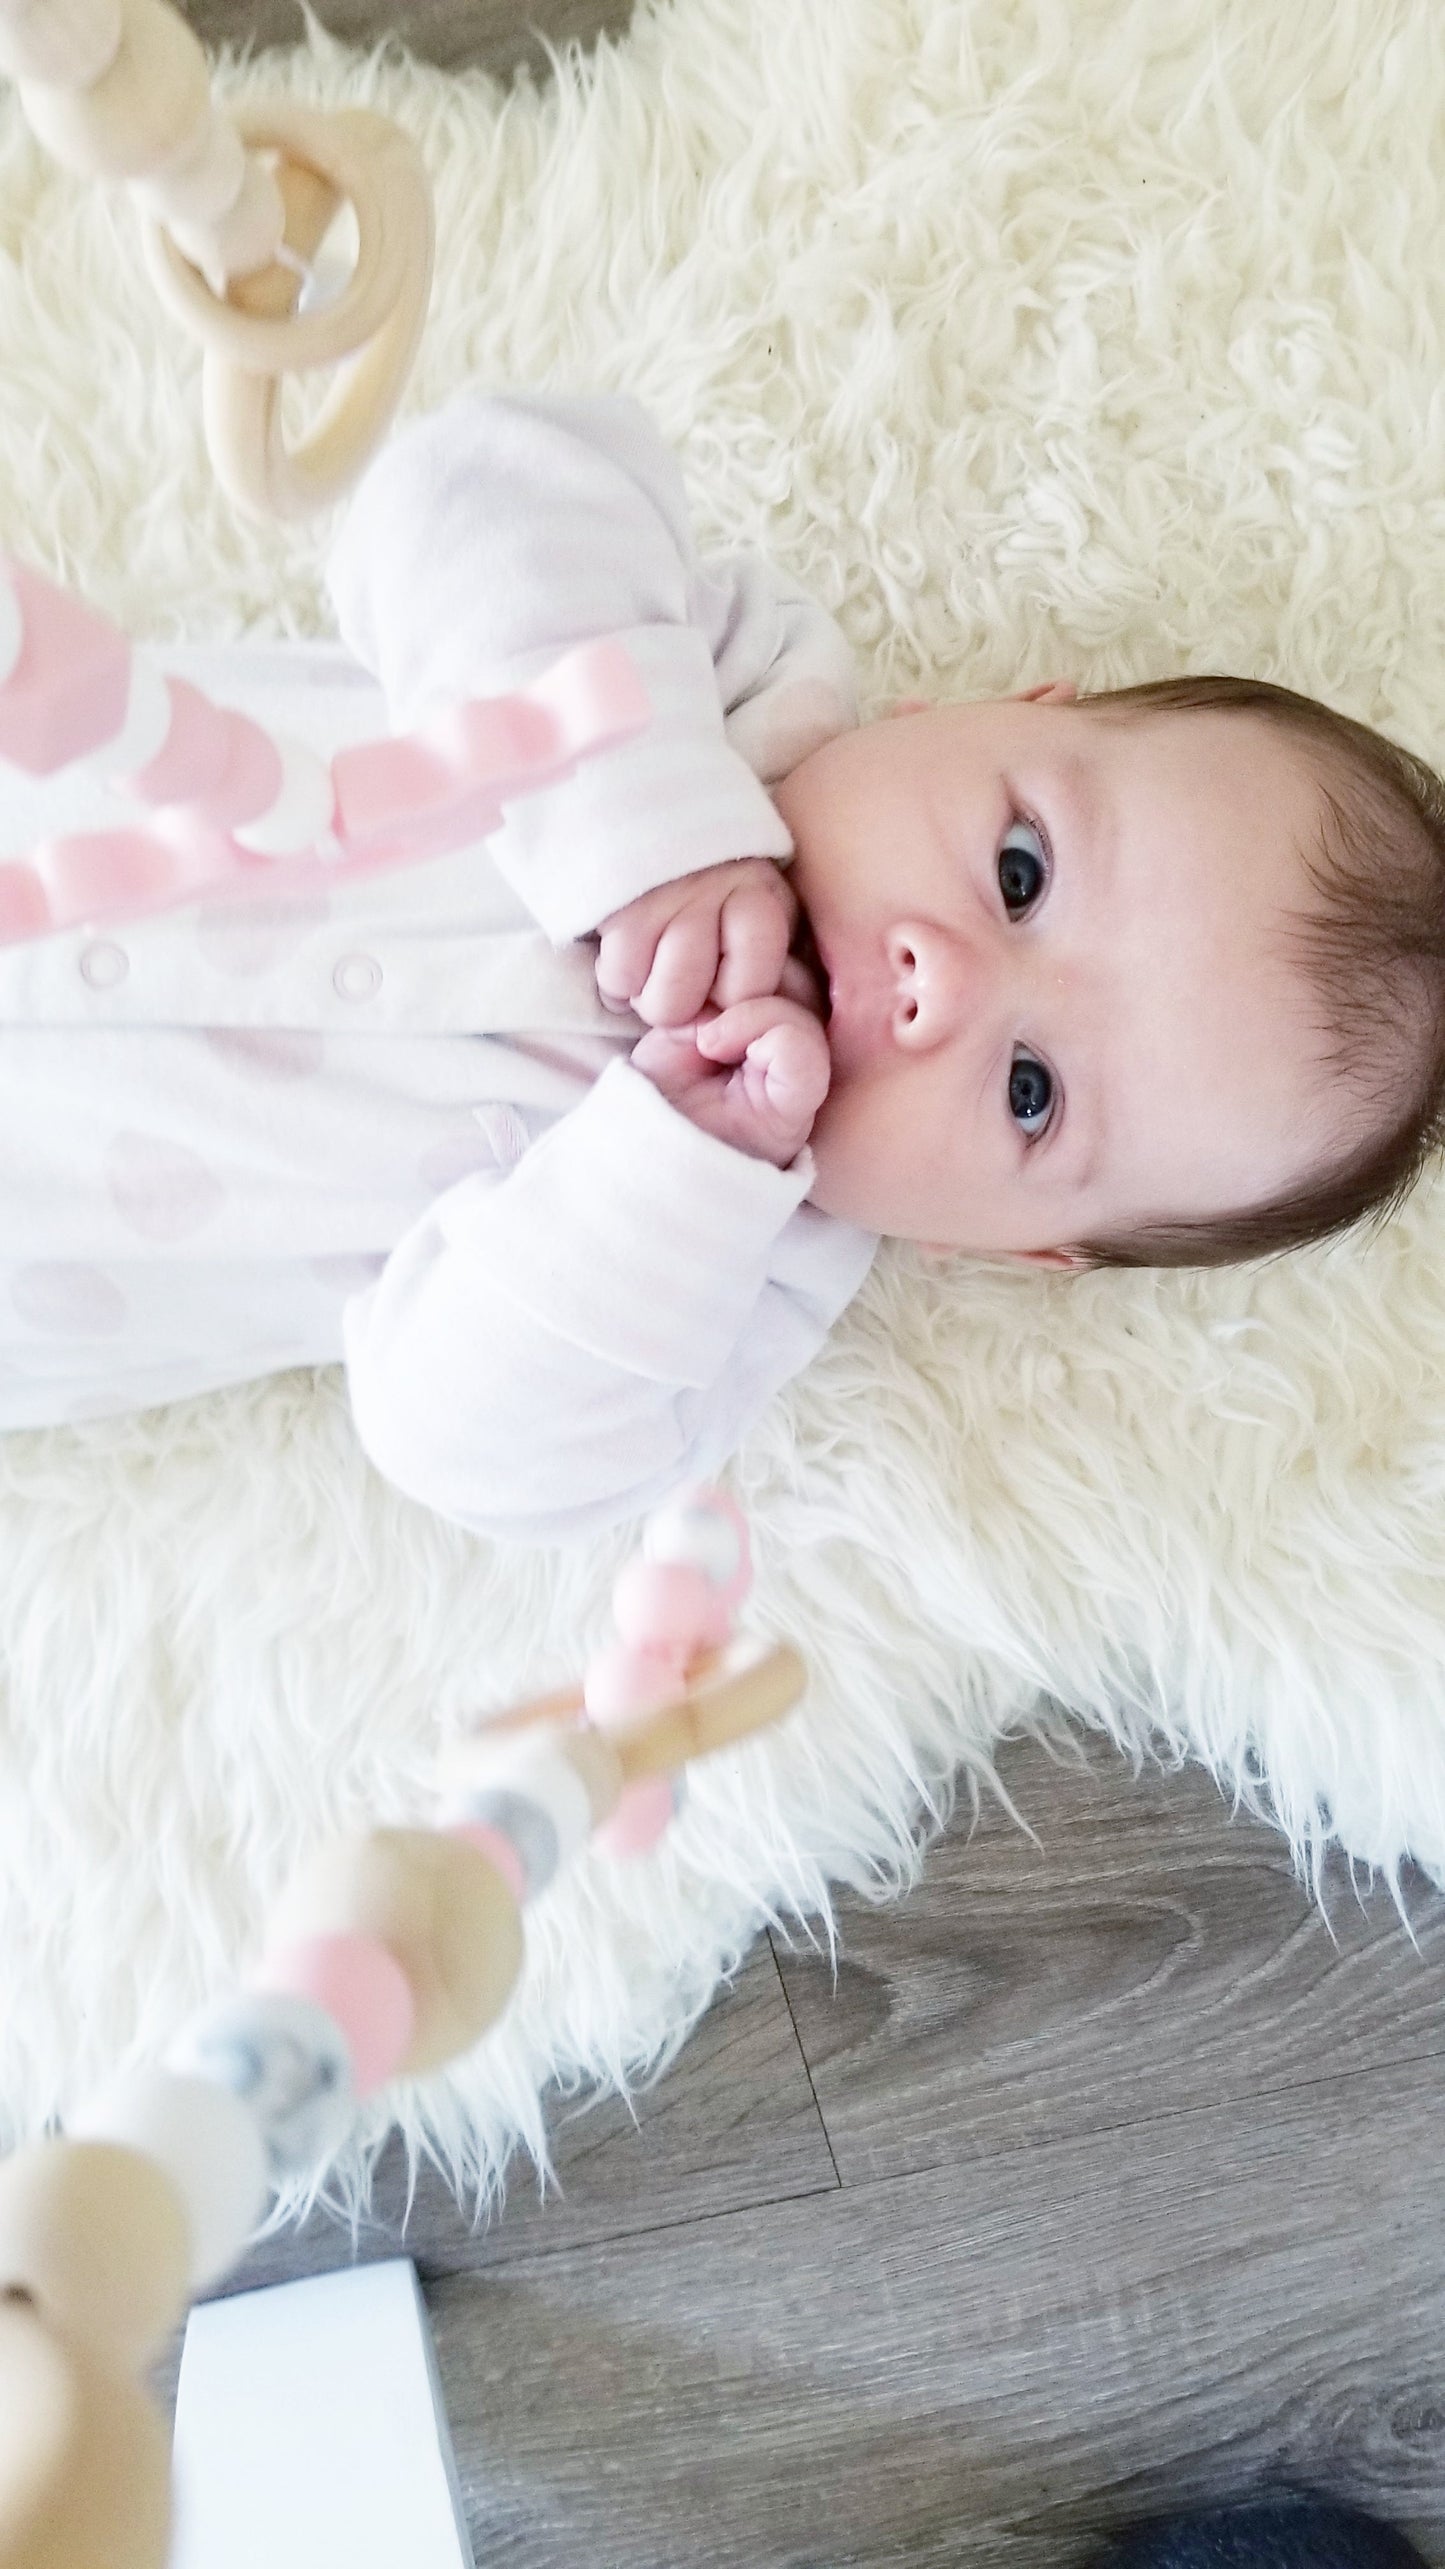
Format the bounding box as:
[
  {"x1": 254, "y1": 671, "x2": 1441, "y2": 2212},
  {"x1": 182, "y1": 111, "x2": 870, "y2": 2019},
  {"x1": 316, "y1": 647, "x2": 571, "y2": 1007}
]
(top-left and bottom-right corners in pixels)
[
  {"x1": 0, "y1": 1485, "x2": 805, "y2": 2565},
  {"x1": 0, "y1": 0, "x2": 435, "y2": 517},
  {"x1": 0, "y1": 550, "x2": 653, "y2": 942}
]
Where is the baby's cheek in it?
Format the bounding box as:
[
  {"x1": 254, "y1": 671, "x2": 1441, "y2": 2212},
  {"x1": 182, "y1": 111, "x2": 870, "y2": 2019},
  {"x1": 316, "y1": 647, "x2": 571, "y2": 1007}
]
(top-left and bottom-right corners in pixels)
[
  {"x1": 725, "y1": 679, "x2": 853, "y2": 784},
  {"x1": 797, "y1": 1067, "x2": 886, "y2": 1220}
]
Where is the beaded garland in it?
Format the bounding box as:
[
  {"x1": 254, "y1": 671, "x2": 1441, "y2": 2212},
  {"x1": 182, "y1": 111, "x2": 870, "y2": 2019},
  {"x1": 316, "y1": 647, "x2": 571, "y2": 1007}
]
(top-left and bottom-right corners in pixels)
[{"x1": 0, "y1": 1485, "x2": 805, "y2": 2566}]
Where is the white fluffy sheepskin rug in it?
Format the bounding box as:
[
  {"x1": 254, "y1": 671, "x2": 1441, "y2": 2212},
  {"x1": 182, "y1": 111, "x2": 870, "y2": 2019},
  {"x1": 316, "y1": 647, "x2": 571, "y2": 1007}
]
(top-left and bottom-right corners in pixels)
[{"x1": 3, "y1": 0, "x2": 1445, "y2": 2216}]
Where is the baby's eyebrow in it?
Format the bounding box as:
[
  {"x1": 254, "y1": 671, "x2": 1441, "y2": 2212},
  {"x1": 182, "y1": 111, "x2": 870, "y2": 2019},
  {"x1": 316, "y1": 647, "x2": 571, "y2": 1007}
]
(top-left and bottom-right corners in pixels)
[
  {"x1": 1063, "y1": 1073, "x2": 1106, "y2": 1199},
  {"x1": 1039, "y1": 751, "x2": 1114, "y2": 1199},
  {"x1": 1052, "y1": 749, "x2": 1112, "y2": 894}
]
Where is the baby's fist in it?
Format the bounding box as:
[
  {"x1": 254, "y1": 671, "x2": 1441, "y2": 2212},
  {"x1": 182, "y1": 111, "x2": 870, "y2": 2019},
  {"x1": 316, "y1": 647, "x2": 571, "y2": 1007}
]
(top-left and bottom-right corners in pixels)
[
  {"x1": 630, "y1": 993, "x2": 831, "y2": 1168},
  {"x1": 595, "y1": 858, "x2": 798, "y2": 1028}
]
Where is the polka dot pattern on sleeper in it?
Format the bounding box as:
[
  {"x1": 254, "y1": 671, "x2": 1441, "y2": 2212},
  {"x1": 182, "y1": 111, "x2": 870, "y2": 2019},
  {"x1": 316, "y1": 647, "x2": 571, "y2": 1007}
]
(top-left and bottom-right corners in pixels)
[
  {"x1": 104, "y1": 1133, "x2": 226, "y2": 1243},
  {"x1": 12, "y1": 1264, "x2": 127, "y2": 1337},
  {"x1": 201, "y1": 1028, "x2": 326, "y2": 1082},
  {"x1": 193, "y1": 893, "x2": 331, "y2": 981}
]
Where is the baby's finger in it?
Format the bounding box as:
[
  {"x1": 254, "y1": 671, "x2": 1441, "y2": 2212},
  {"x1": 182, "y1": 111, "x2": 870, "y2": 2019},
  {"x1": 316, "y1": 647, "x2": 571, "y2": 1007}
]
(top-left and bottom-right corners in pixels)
[
  {"x1": 691, "y1": 992, "x2": 821, "y2": 1062},
  {"x1": 711, "y1": 878, "x2": 797, "y2": 1010},
  {"x1": 696, "y1": 996, "x2": 832, "y2": 1129},
  {"x1": 594, "y1": 914, "x2": 660, "y2": 1012},
  {"x1": 777, "y1": 952, "x2": 828, "y2": 1020},
  {"x1": 628, "y1": 1022, "x2": 710, "y2": 1098},
  {"x1": 635, "y1": 909, "x2": 723, "y2": 1027}
]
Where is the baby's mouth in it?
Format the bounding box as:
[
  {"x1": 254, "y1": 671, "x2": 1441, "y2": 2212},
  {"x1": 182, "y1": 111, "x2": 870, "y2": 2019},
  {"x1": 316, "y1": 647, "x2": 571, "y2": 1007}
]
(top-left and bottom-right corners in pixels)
[{"x1": 790, "y1": 912, "x2": 831, "y2": 1023}]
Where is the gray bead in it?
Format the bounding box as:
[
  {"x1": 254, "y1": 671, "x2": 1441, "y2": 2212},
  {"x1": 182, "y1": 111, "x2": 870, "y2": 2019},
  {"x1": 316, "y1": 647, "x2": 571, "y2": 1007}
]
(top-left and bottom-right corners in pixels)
[
  {"x1": 166, "y1": 1992, "x2": 357, "y2": 2178},
  {"x1": 455, "y1": 1787, "x2": 559, "y2": 1900}
]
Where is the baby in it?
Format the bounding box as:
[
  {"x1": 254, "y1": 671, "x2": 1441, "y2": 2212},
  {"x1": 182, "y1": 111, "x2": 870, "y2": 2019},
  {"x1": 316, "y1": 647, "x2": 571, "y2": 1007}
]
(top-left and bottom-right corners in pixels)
[
  {"x1": 606, "y1": 678, "x2": 1437, "y2": 1268},
  {"x1": 1, "y1": 386, "x2": 1442, "y2": 1542}
]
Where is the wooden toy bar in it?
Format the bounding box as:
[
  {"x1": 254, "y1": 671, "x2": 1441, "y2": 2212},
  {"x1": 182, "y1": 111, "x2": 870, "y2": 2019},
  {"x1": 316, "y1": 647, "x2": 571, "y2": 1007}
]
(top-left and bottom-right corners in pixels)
[
  {"x1": 0, "y1": 0, "x2": 435, "y2": 516},
  {"x1": 0, "y1": 551, "x2": 653, "y2": 942},
  {"x1": 0, "y1": 1486, "x2": 806, "y2": 2565}
]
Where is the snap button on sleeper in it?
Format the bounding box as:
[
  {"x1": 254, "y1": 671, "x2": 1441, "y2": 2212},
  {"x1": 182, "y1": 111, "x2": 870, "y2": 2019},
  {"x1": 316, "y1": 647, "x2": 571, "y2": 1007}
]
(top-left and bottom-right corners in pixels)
[
  {"x1": 333, "y1": 952, "x2": 382, "y2": 1001},
  {"x1": 78, "y1": 941, "x2": 129, "y2": 989}
]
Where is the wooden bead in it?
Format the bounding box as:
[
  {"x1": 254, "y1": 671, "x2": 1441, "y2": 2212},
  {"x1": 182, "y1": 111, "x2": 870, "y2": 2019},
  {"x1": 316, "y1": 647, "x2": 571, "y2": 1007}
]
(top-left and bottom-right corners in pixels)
[
  {"x1": 19, "y1": 0, "x2": 210, "y2": 184},
  {"x1": 70, "y1": 2069, "x2": 267, "y2": 2292},
  {"x1": 130, "y1": 102, "x2": 245, "y2": 228},
  {"x1": 0, "y1": 2140, "x2": 190, "y2": 2370},
  {"x1": 0, "y1": 0, "x2": 122, "y2": 87},
  {"x1": 164, "y1": 149, "x2": 286, "y2": 290},
  {"x1": 268, "y1": 1828, "x2": 525, "y2": 2074},
  {"x1": 0, "y1": 2298, "x2": 170, "y2": 2568}
]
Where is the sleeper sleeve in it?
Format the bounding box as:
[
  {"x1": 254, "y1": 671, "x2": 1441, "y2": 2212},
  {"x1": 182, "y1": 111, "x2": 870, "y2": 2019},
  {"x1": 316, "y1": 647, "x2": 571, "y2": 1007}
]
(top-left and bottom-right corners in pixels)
[
  {"x1": 326, "y1": 387, "x2": 859, "y2": 940},
  {"x1": 341, "y1": 1058, "x2": 877, "y2": 1544}
]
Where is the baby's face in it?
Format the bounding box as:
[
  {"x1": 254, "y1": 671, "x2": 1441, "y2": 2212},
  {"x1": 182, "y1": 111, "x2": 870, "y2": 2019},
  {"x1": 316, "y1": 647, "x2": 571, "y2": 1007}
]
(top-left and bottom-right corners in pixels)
[{"x1": 773, "y1": 689, "x2": 1355, "y2": 1258}]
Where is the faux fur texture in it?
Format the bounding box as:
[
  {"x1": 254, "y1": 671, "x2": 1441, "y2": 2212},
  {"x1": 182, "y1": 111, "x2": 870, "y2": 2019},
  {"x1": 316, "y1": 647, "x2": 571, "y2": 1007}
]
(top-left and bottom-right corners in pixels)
[{"x1": 2, "y1": 0, "x2": 1444, "y2": 2216}]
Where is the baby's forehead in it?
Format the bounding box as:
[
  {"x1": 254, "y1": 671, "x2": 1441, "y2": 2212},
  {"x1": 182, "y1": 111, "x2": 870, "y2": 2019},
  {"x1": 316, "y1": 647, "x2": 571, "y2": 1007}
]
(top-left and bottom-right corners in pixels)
[{"x1": 1082, "y1": 703, "x2": 1332, "y2": 890}]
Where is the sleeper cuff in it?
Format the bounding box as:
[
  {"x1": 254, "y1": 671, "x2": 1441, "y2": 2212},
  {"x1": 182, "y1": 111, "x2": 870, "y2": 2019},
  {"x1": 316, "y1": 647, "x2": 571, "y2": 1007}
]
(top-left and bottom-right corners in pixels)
[{"x1": 435, "y1": 1056, "x2": 818, "y2": 1386}]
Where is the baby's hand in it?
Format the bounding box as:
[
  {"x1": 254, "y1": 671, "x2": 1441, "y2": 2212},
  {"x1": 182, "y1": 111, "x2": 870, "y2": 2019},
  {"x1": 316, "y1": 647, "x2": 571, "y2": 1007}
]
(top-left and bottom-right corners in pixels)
[
  {"x1": 595, "y1": 858, "x2": 799, "y2": 1027},
  {"x1": 630, "y1": 993, "x2": 831, "y2": 1168}
]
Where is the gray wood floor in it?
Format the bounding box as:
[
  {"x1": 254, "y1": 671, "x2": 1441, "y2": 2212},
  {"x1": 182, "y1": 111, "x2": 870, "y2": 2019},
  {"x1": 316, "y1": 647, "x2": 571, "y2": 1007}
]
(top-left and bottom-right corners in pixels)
[
  {"x1": 176, "y1": 0, "x2": 634, "y2": 77},
  {"x1": 164, "y1": 1728, "x2": 1445, "y2": 2566}
]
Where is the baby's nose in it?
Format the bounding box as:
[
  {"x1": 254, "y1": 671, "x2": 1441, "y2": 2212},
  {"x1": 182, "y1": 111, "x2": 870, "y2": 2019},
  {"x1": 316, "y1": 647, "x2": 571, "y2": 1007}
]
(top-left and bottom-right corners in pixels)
[{"x1": 887, "y1": 919, "x2": 991, "y2": 1051}]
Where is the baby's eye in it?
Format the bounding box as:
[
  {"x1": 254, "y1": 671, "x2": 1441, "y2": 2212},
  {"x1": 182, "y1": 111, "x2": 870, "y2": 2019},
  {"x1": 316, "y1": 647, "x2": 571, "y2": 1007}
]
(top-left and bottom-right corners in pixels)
[
  {"x1": 998, "y1": 817, "x2": 1049, "y2": 919},
  {"x1": 1009, "y1": 1048, "x2": 1055, "y2": 1140}
]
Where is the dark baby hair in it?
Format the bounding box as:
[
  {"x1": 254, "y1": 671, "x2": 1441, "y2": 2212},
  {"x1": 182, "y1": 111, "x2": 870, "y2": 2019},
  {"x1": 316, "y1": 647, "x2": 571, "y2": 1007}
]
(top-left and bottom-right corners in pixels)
[{"x1": 1066, "y1": 673, "x2": 1445, "y2": 1269}]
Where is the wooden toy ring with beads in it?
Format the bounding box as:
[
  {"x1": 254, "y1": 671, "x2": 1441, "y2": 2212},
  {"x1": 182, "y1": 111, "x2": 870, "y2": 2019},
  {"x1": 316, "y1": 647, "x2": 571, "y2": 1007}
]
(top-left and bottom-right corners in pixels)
[
  {"x1": 143, "y1": 103, "x2": 435, "y2": 521},
  {"x1": 0, "y1": 1487, "x2": 803, "y2": 2566},
  {"x1": 0, "y1": 0, "x2": 436, "y2": 519}
]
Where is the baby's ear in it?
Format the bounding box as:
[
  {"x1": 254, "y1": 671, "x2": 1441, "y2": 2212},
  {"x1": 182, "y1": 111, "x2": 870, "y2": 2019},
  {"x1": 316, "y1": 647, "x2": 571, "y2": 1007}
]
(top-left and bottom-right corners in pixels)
[{"x1": 916, "y1": 1243, "x2": 1086, "y2": 1269}]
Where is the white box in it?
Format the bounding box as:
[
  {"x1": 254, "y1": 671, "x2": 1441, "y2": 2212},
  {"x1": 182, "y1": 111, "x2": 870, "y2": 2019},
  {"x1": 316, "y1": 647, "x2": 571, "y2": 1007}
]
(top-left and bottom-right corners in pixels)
[{"x1": 171, "y1": 2258, "x2": 474, "y2": 2568}]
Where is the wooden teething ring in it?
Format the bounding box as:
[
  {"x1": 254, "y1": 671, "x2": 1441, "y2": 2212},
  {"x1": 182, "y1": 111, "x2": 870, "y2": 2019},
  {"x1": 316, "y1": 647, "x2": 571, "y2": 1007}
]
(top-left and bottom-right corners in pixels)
[{"x1": 141, "y1": 102, "x2": 434, "y2": 520}]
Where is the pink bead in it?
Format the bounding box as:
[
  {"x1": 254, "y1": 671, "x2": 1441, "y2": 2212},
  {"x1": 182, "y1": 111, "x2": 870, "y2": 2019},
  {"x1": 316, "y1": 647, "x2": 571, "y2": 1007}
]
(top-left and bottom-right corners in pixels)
[
  {"x1": 611, "y1": 1558, "x2": 733, "y2": 1654},
  {"x1": 0, "y1": 560, "x2": 131, "y2": 776},
  {"x1": 252, "y1": 1932, "x2": 415, "y2": 2100},
  {"x1": 583, "y1": 1637, "x2": 690, "y2": 1728},
  {"x1": 444, "y1": 1821, "x2": 528, "y2": 1905},
  {"x1": 592, "y1": 1775, "x2": 678, "y2": 1860}
]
